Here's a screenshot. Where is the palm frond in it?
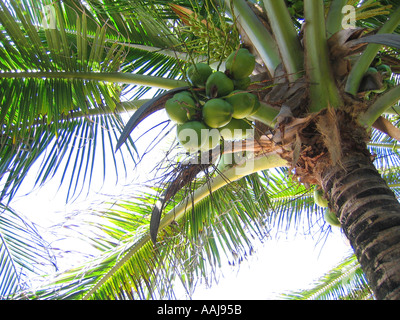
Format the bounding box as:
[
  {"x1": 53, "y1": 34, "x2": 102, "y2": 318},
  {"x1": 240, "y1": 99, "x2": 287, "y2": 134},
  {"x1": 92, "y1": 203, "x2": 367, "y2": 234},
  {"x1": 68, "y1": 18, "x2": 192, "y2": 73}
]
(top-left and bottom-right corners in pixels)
[
  {"x1": 16, "y1": 153, "x2": 288, "y2": 299},
  {"x1": 263, "y1": 168, "x2": 326, "y2": 236},
  {"x1": 369, "y1": 114, "x2": 400, "y2": 171},
  {"x1": 0, "y1": 203, "x2": 56, "y2": 299},
  {"x1": 281, "y1": 253, "x2": 373, "y2": 300},
  {"x1": 84, "y1": 169, "x2": 273, "y2": 299},
  {"x1": 354, "y1": 0, "x2": 400, "y2": 34},
  {"x1": 0, "y1": 1, "x2": 137, "y2": 202},
  {"x1": 1, "y1": 0, "x2": 230, "y2": 203},
  {"x1": 7, "y1": 0, "x2": 400, "y2": 302}
]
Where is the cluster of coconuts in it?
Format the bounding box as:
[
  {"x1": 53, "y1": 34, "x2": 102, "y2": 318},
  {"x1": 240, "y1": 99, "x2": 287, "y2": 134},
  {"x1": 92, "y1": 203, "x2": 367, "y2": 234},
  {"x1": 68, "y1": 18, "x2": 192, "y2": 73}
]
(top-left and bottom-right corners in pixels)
[{"x1": 165, "y1": 48, "x2": 260, "y2": 153}]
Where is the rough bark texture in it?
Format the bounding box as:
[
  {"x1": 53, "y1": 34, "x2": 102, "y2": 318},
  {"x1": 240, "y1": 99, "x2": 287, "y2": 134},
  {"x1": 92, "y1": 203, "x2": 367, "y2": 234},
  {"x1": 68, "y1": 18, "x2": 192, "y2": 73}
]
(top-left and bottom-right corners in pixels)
[{"x1": 321, "y1": 153, "x2": 400, "y2": 300}]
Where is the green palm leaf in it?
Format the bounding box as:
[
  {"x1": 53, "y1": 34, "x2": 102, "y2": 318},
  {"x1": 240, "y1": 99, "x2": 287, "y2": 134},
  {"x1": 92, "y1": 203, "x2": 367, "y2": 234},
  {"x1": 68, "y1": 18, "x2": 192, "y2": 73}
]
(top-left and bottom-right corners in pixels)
[
  {"x1": 16, "y1": 154, "x2": 287, "y2": 299},
  {"x1": 281, "y1": 253, "x2": 373, "y2": 300},
  {"x1": 0, "y1": 2, "x2": 129, "y2": 201},
  {"x1": 0, "y1": 203, "x2": 56, "y2": 299},
  {"x1": 0, "y1": 0, "x2": 196, "y2": 297},
  {"x1": 0, "y1": 0, "x2": 192, "y2": 203},
  {"x1": 5, "y1": 0, "x2": 400, "y2": 301}
]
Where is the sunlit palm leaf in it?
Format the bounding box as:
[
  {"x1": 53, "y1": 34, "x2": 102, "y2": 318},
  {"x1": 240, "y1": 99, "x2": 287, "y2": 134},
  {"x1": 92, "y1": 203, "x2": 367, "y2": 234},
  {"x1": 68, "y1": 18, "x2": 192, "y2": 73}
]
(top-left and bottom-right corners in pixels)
[
  {"x1": 0, "y1": 204, "x2": 56, "y2": 299},
  {"x1": 0, "y1": 1, "x2": 135, "y2": 202},
  {"x1": 0, "y1": 0, "x2": 210, "y2": 203},
  {"x1": 262, "y1": 168, "x2": 324, "y2": 235},
  {"x1": 16, "y1": 149, "x2": 326, "y2": 300},
  {"x1": 16, "y1": 164, "x2": 278, "y2": 299},
  {"x1": 281, "y1": 253, "x2": 373, "y2": 300},
  {"x1": 8, "y1": 0, "x2": 400, "y2": 301}
]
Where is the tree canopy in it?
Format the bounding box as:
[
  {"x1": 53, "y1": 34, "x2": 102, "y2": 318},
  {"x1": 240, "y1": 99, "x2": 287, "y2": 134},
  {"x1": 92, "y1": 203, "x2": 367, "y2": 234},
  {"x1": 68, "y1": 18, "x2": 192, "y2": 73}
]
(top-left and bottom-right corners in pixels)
[{"x1": 1, "y1": 0, "x2": 400, "y2": 300}]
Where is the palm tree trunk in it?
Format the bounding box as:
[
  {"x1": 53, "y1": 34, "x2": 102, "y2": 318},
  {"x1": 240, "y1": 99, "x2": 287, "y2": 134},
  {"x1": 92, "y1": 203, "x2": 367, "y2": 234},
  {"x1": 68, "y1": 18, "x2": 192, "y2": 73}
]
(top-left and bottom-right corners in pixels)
[{"x1": 320, "y1": 152, "x2": 400, "y2": 300}]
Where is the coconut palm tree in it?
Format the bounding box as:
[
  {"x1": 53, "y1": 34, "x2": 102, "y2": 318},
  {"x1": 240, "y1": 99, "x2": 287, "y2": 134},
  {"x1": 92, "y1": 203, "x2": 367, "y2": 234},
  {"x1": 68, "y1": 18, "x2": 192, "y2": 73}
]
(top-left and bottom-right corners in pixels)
[{"x1": 2, "y1": 0, "x2": 400, "y2": 300}]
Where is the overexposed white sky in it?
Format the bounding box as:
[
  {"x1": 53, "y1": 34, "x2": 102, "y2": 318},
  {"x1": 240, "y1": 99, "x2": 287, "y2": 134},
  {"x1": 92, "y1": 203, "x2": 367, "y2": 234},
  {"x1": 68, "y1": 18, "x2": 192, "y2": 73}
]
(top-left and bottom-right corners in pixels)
[{"x1": 191, "y1": 226, "x2": 351, "y2": 299}]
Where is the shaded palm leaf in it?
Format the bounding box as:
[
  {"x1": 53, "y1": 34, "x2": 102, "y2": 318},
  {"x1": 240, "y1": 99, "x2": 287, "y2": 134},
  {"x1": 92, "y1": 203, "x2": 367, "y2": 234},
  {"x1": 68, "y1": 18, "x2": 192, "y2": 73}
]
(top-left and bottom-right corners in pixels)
[{"x1": 262, "y1": 168, "x2": 325, "y2": 235}]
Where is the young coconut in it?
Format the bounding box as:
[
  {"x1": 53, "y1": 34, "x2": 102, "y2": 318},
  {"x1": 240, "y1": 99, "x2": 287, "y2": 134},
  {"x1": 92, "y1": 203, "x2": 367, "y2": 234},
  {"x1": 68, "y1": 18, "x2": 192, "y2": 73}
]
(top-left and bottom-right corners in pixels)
[
  {"x1": 224, "y1": 90, "x2": 259, "y2": 119},
  {"x1": 202, "y1": 98, "x2": 233, "y2": 128},
  {"x1": 200, "y1": 127, "x2": 221, "y2": 152},
  {"x1": 205, "y1": 71, "x2": 234, "y2": 98},
  {"x1": 247, "y1": 97, "x2": 261, "y2": 116},
  {"x1": 233, "y1": 77, "x2": 251, "y2": 90},
  {"x1": 166, "y1": 93, "x2": 197, "y2": 124},
  {"x1": 176, "y1": 121, "x2": 209, "y2": 152},
  {"x1": 314, "y1": 187, "x2": 328, "y2": 208},
  {"x1": 187, "y1": 62, "x2": 213, "y2": 88},
  {"x1": 225, "y1": 48, "x2": 256, "y2": 80},
  {"x1": 219, "y1": 118, "x2": 253, "y2": 140},
  {"x1": 324, "y1": 209, "x2": 341, "y2": 227}
]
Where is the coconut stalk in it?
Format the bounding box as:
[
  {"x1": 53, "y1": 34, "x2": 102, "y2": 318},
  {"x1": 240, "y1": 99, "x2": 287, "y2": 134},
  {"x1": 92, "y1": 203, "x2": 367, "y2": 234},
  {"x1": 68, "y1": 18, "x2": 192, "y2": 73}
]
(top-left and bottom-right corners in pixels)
[{"x1": 248, "y1": 101, "x2": 279, "y2": 127}]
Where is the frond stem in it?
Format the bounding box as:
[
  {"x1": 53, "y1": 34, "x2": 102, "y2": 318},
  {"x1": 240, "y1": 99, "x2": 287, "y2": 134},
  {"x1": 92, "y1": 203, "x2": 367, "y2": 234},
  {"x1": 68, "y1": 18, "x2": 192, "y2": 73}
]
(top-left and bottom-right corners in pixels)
[
  {"x1": 262, "y1": 0, "x2": 304, "y2": 81},
  {"x1": 157, "y1": 153, "x2": 288, "y2": 235},
  {"x1": 325, "y1": 0, "x2": 348, "y2": 37},
  {"x1": 358, "y1": 85, "x2": 400, "y2": 128},
  {"x1": 0, "y1": 71, "x2": 187, "y2": 90},
  {"x1": 303, "y1": 0, "x2": 342, "y2": 112},
  {"x1": 248, "y1": 101, "x2": 279, "y2": 127}
]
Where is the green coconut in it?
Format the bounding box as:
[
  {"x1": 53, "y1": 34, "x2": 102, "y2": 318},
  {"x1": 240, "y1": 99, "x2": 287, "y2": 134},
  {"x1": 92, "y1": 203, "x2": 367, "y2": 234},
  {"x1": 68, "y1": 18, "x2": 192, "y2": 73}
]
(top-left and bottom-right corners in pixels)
[
  {"x1": 200, "y1": 127, "x2": 221, "y2": 151},
  {"x1": 176, "y1": 121, "x2": 208, "y2": 152},
  {"x1": 165, "y1": 93, "x2": 197, "y2": 124},
  {"x1": 225, "y1": 48, "x2": 256, "y2": 80},
  {"x1": 314, "y1": 187, "x2": 328, "y2": 208},
  {"x1": 175, "y1": 90, "x2": 195, "y2": 99},
  {"x1": 219, "y1": 118, "x2": 253, "y2": 140},
  {"x1": 233, "y1": 77, "x2": 251, "y2": 90},
  {"x1": 224, "y1": 90, "x2": 258, "y2": 119},
  {"x1": 202, "y1": 98, "x2": 233, "y2": 128},
  {"x1": 187, "y1": 63, "x2": 213, "y2": 88},
  {"x1": 247, "y1": 97, "x2": 261, "y2": 116},
  {"x1": 324, "y1": 209, "x2": 341, "y2": 227},
  {"x1": 205, "y1": 71, "x2": 234, "y2": 98}
]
